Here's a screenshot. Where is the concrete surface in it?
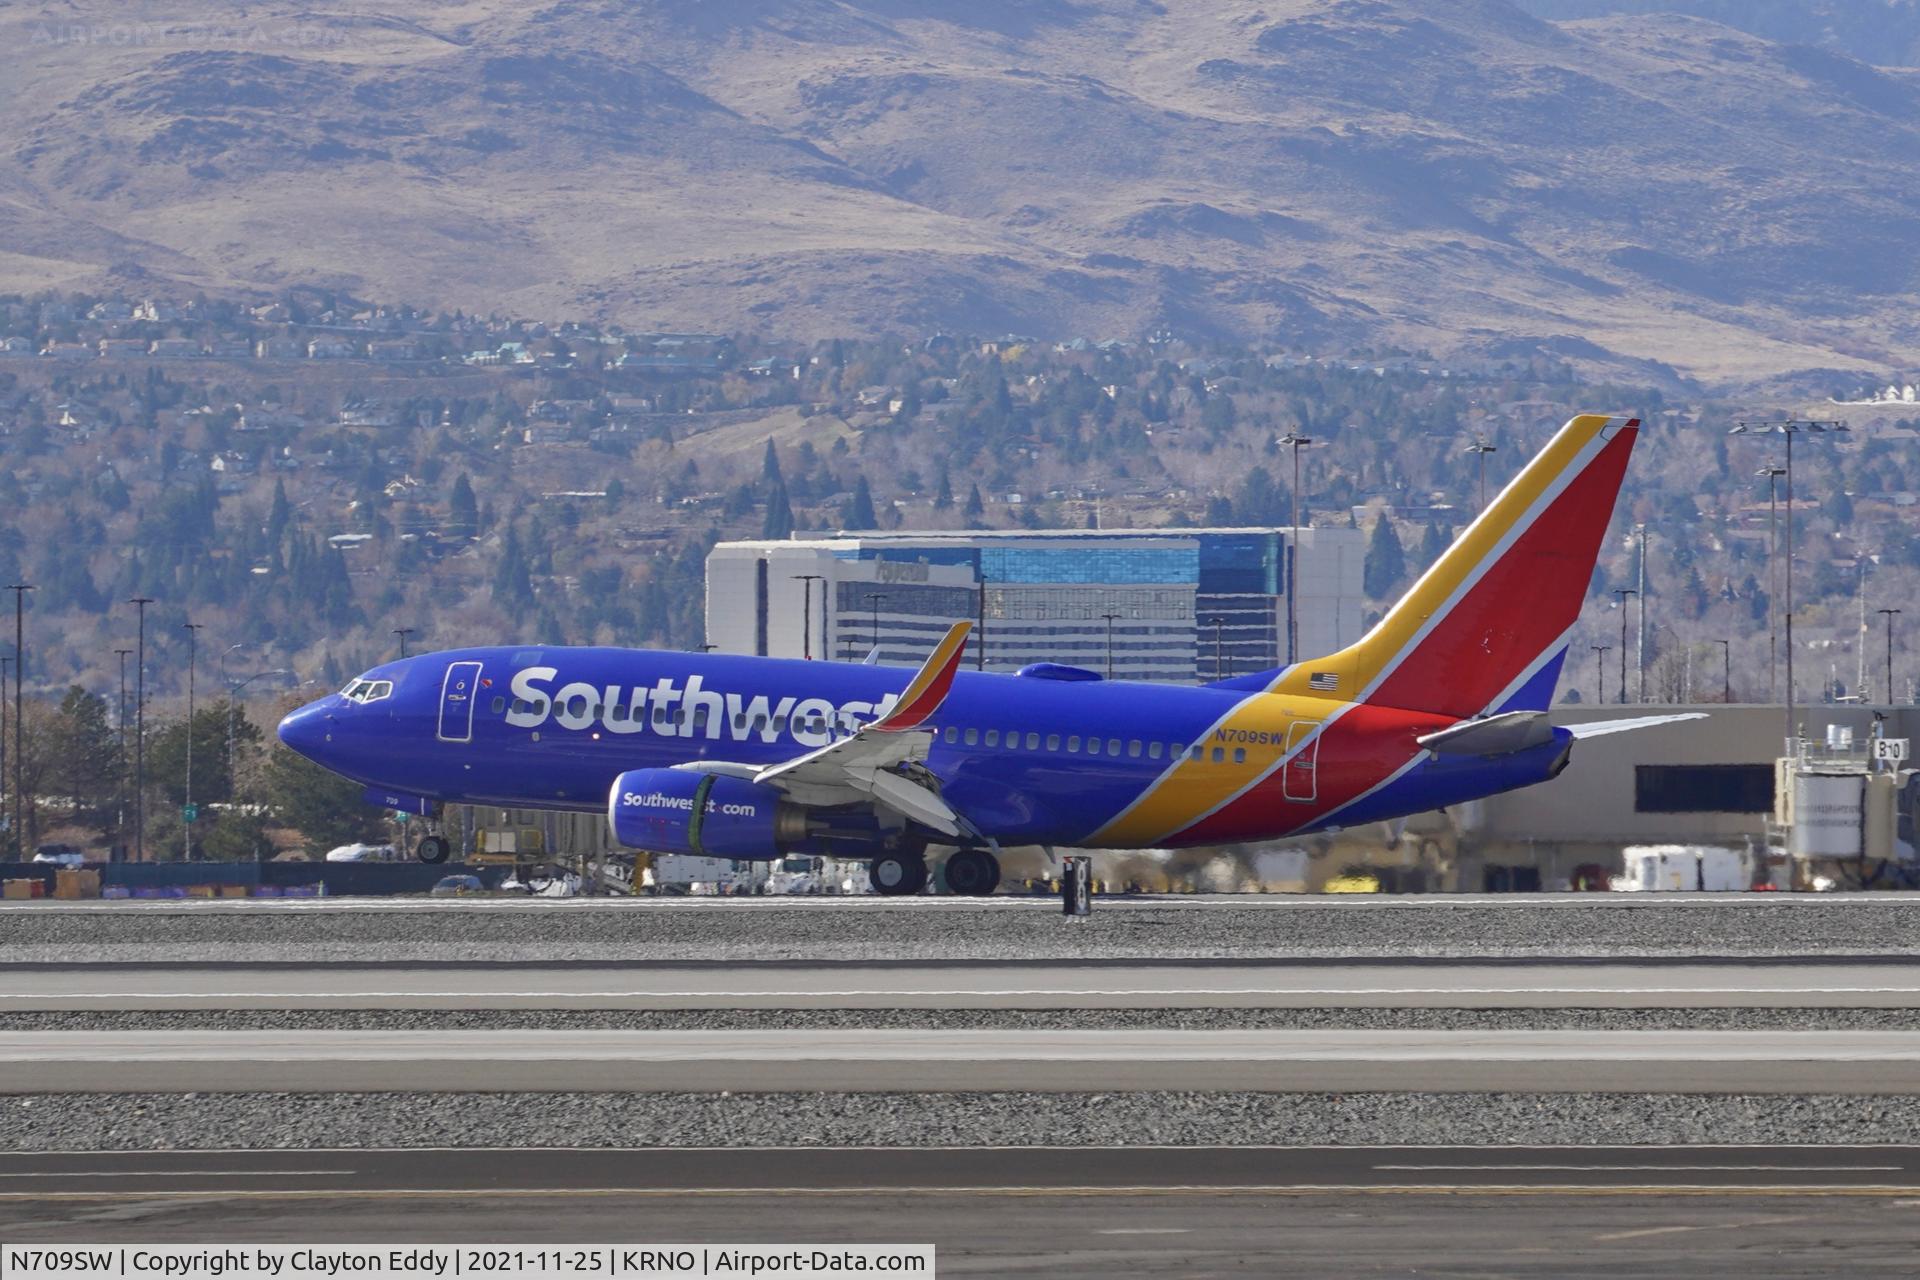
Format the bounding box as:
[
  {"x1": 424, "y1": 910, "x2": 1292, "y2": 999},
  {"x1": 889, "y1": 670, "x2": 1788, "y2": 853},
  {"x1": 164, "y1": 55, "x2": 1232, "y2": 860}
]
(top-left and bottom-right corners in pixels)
[
  {"x1": 8, "y1": 959, "x2": 1920, "y2": 1010},
  {"x1": 7, "y1": 1027, "x2": 1920, "y2": 1093}
]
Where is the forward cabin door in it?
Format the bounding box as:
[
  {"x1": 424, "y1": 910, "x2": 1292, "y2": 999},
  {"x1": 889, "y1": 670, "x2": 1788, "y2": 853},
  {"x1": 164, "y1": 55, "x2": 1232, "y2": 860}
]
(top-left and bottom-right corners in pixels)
[
  {"x1": 1283, "y1": 720, "x2": 1320, "y2": 802},
  {"x1": 437, "y1": 661, "x2": 484, "y2": 743}
]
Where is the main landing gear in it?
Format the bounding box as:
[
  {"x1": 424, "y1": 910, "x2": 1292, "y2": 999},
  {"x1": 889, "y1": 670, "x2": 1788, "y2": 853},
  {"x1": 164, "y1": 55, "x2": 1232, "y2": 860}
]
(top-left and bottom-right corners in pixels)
[
  {"x1": 415, "y1": 834, "x2": 452, "y2": 864},
  {"x1": 868, "y1": 851, "x2": 928, "y2": 896},
  {"x1": 941, "y1": 847, "x2": 1002, "y2": 897}
]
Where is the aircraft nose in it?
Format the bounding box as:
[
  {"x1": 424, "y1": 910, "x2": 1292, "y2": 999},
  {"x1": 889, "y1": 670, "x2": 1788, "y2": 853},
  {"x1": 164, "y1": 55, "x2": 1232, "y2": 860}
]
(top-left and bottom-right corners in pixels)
[{"x1": 276, "y1": 702, "x2": 333, "y2": 763}]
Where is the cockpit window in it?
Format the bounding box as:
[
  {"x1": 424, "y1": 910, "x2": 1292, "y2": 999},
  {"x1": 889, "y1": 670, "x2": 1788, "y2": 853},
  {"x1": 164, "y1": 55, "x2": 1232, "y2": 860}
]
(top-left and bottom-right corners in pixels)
[{"x1": 341, "y1": 678, "x2": 393, "y2": 704}]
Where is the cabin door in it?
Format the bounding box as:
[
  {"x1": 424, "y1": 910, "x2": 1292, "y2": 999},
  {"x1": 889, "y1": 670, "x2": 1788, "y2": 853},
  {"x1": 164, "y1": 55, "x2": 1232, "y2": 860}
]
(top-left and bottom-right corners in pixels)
[
  {"x1": 1283, "y1": 720, "x2": 1320, "y2": 802},
  {"x1": 437, "y1": 661, "x2": 484, "y2": 743}
]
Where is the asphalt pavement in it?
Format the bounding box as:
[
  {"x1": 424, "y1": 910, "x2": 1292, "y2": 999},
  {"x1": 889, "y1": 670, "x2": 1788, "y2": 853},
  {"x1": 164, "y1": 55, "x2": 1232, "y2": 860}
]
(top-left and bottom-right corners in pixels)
[{"x1": 3, "y1": 1144, "x2": 1917, "y2": 1195}]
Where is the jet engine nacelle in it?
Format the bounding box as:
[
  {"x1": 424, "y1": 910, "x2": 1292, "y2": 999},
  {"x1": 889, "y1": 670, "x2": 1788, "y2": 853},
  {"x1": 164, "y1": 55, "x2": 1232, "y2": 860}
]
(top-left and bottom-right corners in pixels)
[{"x1": 608, "y1": 768, "x2": 806, "y2": 860}]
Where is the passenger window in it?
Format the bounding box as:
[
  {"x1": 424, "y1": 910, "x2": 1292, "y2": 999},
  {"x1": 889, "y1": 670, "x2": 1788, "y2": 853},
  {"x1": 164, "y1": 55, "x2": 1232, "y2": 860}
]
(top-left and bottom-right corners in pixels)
[
  {"x1": 1128, "y1": 740, "x2": 1142, "y2": 757},
  {"x1": 985, "y1": 730, "x2": 1000, "y2": 747},
  {"x1": 1026, "y1": 732, "x2": 1040, "y2": 750},
  {"x1": 1046, "y1": 735, "x2": 1060, "y2": 751},
  {"x1": 1006, "y1": 728, "x2": 1019, "y2": 746},
  {"x1": 1234, "y1": 747, "x2": 1247, "y2": 764},
  {"x1": 1107, "y1": 739, "x2": 1121, "y2": 756},
  {"x1": 491, "y1": 696, "x2": 506, "y2": 714},
  {"x1": 734, "y1": 713, "x2": 747, "y2": 730},
  {"x1": 1148, "y1": 742, "x2": 1162, "y2": 759},
  {"x1": 773, "y1": 717, "x2": 787, "y2": 733},
  {"x1": 1211, "y1": 747, "x2": 1225, "y2": 763},
  {"x1": 1067, "y1": 736, "x2": 1080, "y2": 751},
  {"x1": 753, "y1": 715, "x2": 767, "y2": 732},
  {"x1": 965, "y1": 728, "x2": 979, "y2": 745},
  {"x1": 944, "y1": 726, "x2": 957, "y2": 744}
]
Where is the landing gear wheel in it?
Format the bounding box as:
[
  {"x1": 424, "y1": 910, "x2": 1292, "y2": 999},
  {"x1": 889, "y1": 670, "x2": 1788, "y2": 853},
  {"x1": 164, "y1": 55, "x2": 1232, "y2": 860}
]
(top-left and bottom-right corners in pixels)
[
  {"x1": 942, "y1": 848, "x2": 1002, "y2": 896},
  {"x1": 415, "y1": 835, "x2": 451, "y2": 864},
  {"x1": 869, "y1": 852, "x2": 929, "y2": 896}
]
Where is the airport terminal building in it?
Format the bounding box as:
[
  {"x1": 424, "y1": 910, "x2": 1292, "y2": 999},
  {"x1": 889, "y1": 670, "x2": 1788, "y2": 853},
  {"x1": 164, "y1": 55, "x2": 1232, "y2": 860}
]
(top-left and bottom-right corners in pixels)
[{"x1": 705, "y1": 527, "x2": 1366, "y2": 682}]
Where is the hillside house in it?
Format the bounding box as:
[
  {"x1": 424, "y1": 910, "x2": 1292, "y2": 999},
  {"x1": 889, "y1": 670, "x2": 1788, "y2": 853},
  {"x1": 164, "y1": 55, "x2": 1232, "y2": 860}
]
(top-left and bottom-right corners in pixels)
[
  {"x1": 308, "y1": 337, "x2": 358, "y2": 359},
  {"x1": 150, "y1": 338, "x2": 202, "y2": 359},
  {"x1": 257, "y1": 337, "x2": 301, "y2": 359},
  {"x1": 98, "y1": 339, "x2": 146, "y2": 358}
]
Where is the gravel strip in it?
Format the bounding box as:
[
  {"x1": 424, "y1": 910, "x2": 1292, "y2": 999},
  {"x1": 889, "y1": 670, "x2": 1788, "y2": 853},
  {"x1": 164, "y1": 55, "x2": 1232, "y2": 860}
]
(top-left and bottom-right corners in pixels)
[
  {"x1": 7, "y1": 899, "x2": 1920, "y2": 962},
  {"x1": 5, "y1": 1008, "x2": 1919, "y2": 1032},
  {"x1": 5, "y1": 1091, "x2": 1919, "y2": 1150}
]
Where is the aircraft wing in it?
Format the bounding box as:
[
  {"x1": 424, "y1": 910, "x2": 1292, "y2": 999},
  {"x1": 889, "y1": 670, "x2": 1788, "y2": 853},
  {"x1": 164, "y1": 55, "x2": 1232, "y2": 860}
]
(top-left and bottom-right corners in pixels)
[{"x1": 750, "y1": 621, "x2": 975, "y2": 837}]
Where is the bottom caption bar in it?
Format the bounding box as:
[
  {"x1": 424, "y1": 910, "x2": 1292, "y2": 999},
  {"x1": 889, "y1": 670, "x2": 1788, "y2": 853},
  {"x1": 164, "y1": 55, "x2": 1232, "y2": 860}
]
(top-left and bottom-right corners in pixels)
[{"x1": 3, "y1": 1247, "x2": 936, "y2": 1280}]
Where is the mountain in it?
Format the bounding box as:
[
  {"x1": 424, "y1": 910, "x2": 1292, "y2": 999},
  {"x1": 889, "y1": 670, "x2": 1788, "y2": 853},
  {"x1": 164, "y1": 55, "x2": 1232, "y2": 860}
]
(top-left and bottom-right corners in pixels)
[
  {"x1": 1514, "y1": 1, "x2": 1920, "y2": 67},
  {"x1": 3, "y1": 0, "x2": 1919, "y2": 385}
]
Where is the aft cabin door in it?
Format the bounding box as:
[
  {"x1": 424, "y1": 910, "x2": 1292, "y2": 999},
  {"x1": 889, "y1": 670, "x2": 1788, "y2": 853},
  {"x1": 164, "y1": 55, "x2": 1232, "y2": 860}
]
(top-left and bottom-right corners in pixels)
[
  {"x1": 1283, "y1": 720, "x2": 1319, "y2": 802},
  {"x1": 437, "y1": 661, "x2": 484, "y2": 743}
]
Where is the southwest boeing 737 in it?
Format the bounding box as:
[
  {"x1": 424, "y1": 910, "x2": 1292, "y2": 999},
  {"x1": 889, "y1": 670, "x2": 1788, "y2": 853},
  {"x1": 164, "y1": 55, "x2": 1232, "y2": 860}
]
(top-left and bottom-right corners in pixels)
[{"x1": 278, "y1": 413, "x2": 1697, "y2": 894}]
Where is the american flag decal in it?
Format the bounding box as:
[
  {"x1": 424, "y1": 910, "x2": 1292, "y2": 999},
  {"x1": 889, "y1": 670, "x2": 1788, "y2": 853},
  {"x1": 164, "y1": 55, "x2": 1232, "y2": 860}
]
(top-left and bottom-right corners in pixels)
[{"x1": 1308, "y1": 672, "x2": 1339, "y2": 691}]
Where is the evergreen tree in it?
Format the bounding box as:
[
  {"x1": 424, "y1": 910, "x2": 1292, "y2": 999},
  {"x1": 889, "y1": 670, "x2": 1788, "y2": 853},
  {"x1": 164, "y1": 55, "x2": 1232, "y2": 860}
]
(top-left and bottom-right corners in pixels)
[
  {"x1": 492, "y1": 524, "x2": 535, "y2": 609},
  {"x1": 762, "y1": 439, "x2": 784, "y2": 484},
  {"x1": 1365, "y1": 516, "x2": 1408, "y2": 599},
  {"x1": 1418, "y1": 520, "x2": 1450, "y2": 572},
  {"x1": 43, "y1": 686, "x2": 120, "y2": 836},
  {"x1": 844, "y1": 476, "x2": 879, "y2": 529},
  {"x1": 964, "y1": 483, "x2": 986, "y2": 521},
  {"x1": 261, "y1": 739, "x2": 385, "y2": 854},
  {"x1": 762, "y1": 480, "x2": 796, "y2": 539},
  {"x1": 934, "y1": 464, "x2": 954, "y2": 511},
  {"x1": 267, "y1": 478, "x2": 291, "y2": 547},
  {"x1": 447, "y1": 473, "x2": 479, "y2": 538}
]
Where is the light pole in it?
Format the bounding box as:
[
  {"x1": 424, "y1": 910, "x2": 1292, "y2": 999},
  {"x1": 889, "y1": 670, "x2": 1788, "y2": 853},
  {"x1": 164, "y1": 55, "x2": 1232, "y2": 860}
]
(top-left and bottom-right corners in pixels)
[
  {"x1": 1279, "y1": 431, "x2": 1313, "y2": 665},
  {"x1": 115, "y1": 648, "x2": 131, "y2": 847},
  {"x1": 1612, "y1": 588, "x2": 1637, "y2": 703},
  {"x1": 1879, "y1": 609, "x2": 1902, "y2": 706},
  {"x1": 8, "y1": 583, "x2": 32, "y2": 852},
  {"x1": 128, "y1": 597, "x2": 152, "y2": 862},
  {"x1": 1101, "y1": 612, "x2": 1122, "y2": 680},
  {"x1": 791, "y1": 575, "x2": 822, "y2": 660},
  {"x1": 975, "y1": 572, "x2": 990, "y2": 671},
  {"x1": 1592, "y1": 645, "x2": 1610, "y2": 706},
  {"x1": 181, "y1": 621, "x2": 202, "y2": 860},
  {"x1": 0, "y1": 655, "x2": 8, "y2": 851},
  {"x1": 1717, "y1": 639, "x2": 1732, "y2": 705},
  {"x1": 1209, "y1": 616, "x2": 1225, "y2": 680},
  {"x1": 1757, "y1": 465, "x2": 1786, "y2": 701},
  {"x1": 1465, "y1": 439, "x2": 1497, "y2": 515},
  {"x1": 865, "y1": 592, "x2": 887, "y2": 661},
  {"x1": 1731, "y1": 420, "x2": 1849, "y2": 745},
  {"x1": 392, "y1": 628, "x2": 416, "y2": 659}
]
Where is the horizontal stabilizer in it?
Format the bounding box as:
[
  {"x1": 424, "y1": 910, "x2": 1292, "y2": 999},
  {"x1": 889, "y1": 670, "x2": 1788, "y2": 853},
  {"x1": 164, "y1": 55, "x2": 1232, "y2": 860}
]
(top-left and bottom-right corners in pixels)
[
  {"x1": 1415, "y1": 710, "x2": 1555, "y2": 757},
  {"x1": 1565, "y1": 712, "x2": 1708, "y2": 739}
]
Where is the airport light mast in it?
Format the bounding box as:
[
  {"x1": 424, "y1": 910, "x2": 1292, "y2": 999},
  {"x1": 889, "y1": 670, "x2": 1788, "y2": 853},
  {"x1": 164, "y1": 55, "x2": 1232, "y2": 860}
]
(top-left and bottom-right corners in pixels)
[
  {"x1": 1464, "y1": 439, "x2": 1497, "y2": 515},
  {"x1": 1756, "y1": 465, "x2": 1786, "y2": 701},
  {"x1": 1731, "y1": 420, "x2": 1848, "y2": 747},
  {"x1": 181, "y1": 621, "x2": 202, "y2": 861},
  {"x1": 790, "y1": 575, "x2": 822, "y2": 660},
  {"x1": 127, "y1": 597, "x2": 153, "y2": 862},
  {"x1": 1591, "y1": 644, "x2": 1610, "y2": 706},
  {"x1": 1612, "y1": 589, "x2": 1637, "y2": 704},
  {"x1": 1101, "y1": 612, "x2": 1122, "y2": 680},
  {"x1": 1278, "y1": 431, "x2": 1313, "y2": 665},
  {"x1": 1879, "y1": 609, "x2": 1902, "y2": 706},
  {"x1": 8, "y1": 583, "x2": 32, "y2": 853}
]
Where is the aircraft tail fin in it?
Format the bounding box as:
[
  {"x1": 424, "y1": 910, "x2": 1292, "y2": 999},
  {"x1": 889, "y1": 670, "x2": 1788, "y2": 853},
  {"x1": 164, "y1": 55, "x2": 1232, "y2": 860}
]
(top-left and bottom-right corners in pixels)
[{"x1": 1253, "y1": 413, "x2": 1639, "y2": 719}]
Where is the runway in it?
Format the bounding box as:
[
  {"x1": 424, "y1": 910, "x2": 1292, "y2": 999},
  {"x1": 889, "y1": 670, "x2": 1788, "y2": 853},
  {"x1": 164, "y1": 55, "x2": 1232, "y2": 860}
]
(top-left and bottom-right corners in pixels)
[
  {"x1": 3, "y1": 1145, "x2": 1916, "y2": 1196},
  {"x1": 8, "y1": 958, "x2": 1920, "y2": 1009},
  {"x1": 5, "y1": 1027, "x2": 1919, "y2": 1092}
]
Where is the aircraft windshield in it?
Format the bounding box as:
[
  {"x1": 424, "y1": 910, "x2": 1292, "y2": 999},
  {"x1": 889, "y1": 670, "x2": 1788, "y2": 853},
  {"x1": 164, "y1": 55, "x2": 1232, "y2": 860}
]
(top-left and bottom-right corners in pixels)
[{"x1": 340, "y1": 678, "x2": 394, "y2": 704}]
